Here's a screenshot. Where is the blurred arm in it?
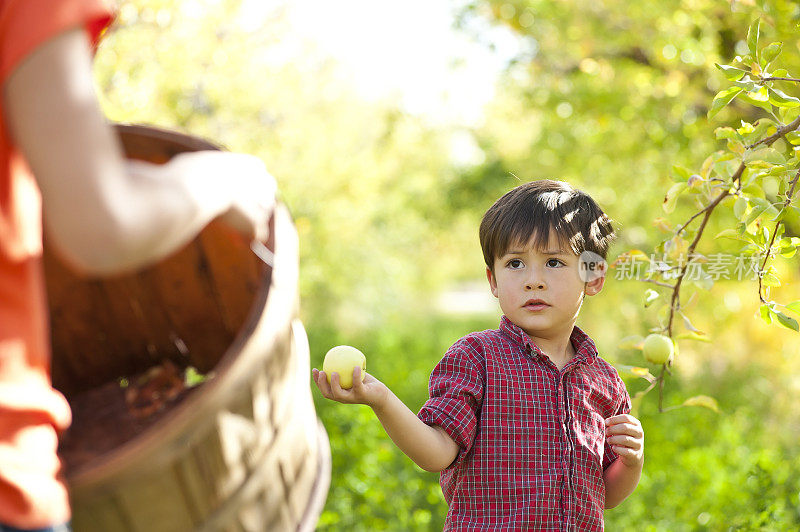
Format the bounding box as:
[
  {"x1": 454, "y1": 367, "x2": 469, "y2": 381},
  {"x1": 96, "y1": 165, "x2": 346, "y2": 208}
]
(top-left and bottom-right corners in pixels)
[{"x1": 3, "y1": 28, "x2": 273, "y2": 275}]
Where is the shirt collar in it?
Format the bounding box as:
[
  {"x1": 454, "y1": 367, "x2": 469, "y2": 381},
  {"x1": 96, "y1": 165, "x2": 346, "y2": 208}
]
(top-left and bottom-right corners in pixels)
[{"x1": 499, "y1": 315, "x2": 598, "y2": 365}]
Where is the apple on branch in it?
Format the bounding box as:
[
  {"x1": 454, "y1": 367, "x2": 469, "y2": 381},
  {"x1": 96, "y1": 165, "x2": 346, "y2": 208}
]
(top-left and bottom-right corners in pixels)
[{"x1": 643, "y1": 333, "x2": 674, "y2": 365}]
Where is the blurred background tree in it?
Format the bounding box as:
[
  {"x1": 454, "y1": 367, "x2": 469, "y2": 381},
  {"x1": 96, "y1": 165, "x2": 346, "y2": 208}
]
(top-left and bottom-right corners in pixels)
[{"x1": 91, "y1": 0, "x2": 799, "y2": 528}]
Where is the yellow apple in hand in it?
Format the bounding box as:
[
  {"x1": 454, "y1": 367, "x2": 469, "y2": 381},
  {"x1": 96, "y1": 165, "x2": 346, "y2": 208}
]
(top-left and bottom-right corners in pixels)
[
  {"x1": 643, "y1": 334, "x2": 674, "y2": 364},
  {"x1": 323, "y1": 345, "x2": 366, "y2": 389}
]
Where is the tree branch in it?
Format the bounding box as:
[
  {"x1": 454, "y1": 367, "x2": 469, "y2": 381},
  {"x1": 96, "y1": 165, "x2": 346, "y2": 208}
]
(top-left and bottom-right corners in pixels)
[
  {"x1": 748, "y1": 115, "x2": 800, "y2": 149},
  {"x1": 758, "y1": 167, "x2": 800, "y2": 302},
  {"x1": 761, "y1": 77, "x2": 800, "y2": 83},
  {"x1": 666, "y1": 187, "x2": 731, "y2": 337},
  {"x1": 640, "y1": 278, "x2": 676, "y2": 289}
]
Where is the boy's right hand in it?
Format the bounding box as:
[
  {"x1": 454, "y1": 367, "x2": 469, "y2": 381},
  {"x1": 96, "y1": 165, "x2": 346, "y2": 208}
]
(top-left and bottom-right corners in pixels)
[{"x1": 312, "y1": 366, "x2": 388, "y2": 410}]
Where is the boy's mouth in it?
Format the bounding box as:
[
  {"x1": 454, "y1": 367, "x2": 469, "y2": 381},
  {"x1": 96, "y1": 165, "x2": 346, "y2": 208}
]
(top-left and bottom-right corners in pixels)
[{"x1": 523, "y1": 299, "x2": 550, "y2": 310}]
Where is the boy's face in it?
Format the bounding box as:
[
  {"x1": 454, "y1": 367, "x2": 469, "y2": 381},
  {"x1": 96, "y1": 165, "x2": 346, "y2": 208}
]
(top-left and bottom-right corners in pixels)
[{"x1": 487, "y1": 228, "x2": 605, "y2": 340}]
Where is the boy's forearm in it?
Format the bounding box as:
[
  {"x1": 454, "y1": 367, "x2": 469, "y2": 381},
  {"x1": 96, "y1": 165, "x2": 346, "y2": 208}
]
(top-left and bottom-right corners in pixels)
[
  {"x1": 371, "y1": 390, "x2": 459, "y2": 472},
  {"x1": 603, "y1": 457, "x2": 643, "y2": 508}
]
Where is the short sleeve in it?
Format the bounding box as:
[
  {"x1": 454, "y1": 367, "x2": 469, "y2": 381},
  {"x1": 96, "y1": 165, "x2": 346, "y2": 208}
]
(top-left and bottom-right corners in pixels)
[
  {"x1": 602, "y1": 372, "x2": 632, "y2": 470},
  {"x1": 417, "y1": 337, "x2": 485, "y2": 469},
  {"x1": 0, "y1": 0, "x2": 114, "y2": 87}
]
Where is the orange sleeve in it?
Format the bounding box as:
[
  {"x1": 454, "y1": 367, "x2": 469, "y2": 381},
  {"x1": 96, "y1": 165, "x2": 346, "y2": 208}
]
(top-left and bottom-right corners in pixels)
[{"x1": 0, "y1": 0, "x2": 114, "y2": 87}]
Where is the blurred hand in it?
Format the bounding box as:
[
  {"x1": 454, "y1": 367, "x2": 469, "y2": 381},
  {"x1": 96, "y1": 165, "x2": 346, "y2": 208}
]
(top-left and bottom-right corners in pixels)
[
  {"x1": 216, "y1": 154, "x2": 277, "y2": 243},
  {"x1": 312, "y1": 366, "x2": 389, "y2": 409},
  {"x1": 605, "y1": 414, "x2": 644, "y2": 468},
  {"x1": 165, "y1": 151, "x2": 277, "y2": 243}
]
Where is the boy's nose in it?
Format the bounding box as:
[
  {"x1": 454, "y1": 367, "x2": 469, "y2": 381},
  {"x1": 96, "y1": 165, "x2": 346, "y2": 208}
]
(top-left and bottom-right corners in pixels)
[{"x1": 525, "y1": 272, "x2": 546, "y2": 290}]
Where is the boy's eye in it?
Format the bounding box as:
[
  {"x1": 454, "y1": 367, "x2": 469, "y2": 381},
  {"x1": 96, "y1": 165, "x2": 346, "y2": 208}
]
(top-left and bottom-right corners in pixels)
[
  {"x1": 546, "y1": 258, "x2": 564, "y2": 268},
  {"x1": 507, "y1": 259, "x2": 524, "y2": 269}
]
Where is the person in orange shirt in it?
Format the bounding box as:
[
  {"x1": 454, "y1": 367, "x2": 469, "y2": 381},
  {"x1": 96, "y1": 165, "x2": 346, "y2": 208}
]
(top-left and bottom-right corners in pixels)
[{"x1": 0, "y1": 1, "x2": 276, "y2": 530}]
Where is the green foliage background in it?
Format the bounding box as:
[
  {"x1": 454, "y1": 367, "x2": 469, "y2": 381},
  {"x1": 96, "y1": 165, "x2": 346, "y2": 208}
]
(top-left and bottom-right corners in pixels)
[{"x1": 93, "y1": 0, "x2": 800, "y2": 528}]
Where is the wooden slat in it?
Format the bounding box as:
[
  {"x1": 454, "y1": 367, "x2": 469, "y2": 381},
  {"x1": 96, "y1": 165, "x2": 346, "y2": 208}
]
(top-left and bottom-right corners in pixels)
[
  {"x1": 96, "y1": 273, "x2": 173, "y2": 374},
  {"x1": 172, "y1": 452, "x2": 209, "y2": 526},
  {"x1": 47, "y1": 262, "x2": 123, "y2": 396},
  {"x1": 141, "y1": 240, "x2": 231, "y2": 373},
  {"x1": 71, "y1": 493, "x2": 132, "y2": 532},
  {"x1": 287, "y1": 444, "x2": 320, "y2": 525},
  {"x1": 198, "y1": 220, "x2": 262, "y2": 337},
  {"x1": 297, "y1": 421, "x2": 332, "y2": 532},
  {"x1": 114, "y1": 471, "x2": 196, "y2": 532},
  {"x1": 192, "y1": 427, "x2": 231, "y2": 510}
]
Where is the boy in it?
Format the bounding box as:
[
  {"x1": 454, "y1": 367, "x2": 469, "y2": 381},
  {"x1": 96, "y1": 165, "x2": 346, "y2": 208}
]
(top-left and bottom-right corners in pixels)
[{"x1": 313, "y1": 180, "x2": 643, "y2": 530}]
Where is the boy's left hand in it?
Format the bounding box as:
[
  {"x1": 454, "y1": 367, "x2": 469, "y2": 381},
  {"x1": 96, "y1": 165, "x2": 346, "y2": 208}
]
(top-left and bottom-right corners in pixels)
[{"x1": 605, "y1": 414, "x2": 644, "y2": 468}]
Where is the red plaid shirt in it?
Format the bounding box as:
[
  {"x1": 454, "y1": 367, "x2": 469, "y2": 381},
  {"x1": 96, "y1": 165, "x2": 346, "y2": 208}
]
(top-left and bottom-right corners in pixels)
[{"x1": 418, "y1": 316, "x2": 631, "y2": 531}]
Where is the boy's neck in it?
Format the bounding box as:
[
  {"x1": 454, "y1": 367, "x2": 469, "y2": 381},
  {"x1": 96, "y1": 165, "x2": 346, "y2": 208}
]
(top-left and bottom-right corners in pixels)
[{"x1": 525, "y1": 325, "x2": 577, "y2": 371}]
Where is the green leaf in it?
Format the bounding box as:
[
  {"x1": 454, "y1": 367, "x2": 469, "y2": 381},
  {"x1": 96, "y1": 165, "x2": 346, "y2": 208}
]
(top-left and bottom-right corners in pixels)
[
  {"x1": 733, "y1": 79, "x2": 757, "y2": 92},
  {"x1": 785, "y1": 301, "x2": 800, "y2": 315},
  {"x1": 786, "y1": 131, "x2": 800, "y2": 145},
  {"x1": 768, "y1": 88, "x2": 800, "y2": 108},
  {"x1": 760, "y1": 304, "x2": 773, "y2": 324},
  {"x1": 715, "y1": 63, "x2": 746, "y2": 81},
  {"x1": 744, "y1": 147, "x2": 786, "y2": 167},
  {"x1": 774, "y1": 310, "x2": 799, "y2": 332},
  {"x1": 742, "y1": 183, "x2": 765, "y2": 198},
  {"x1": 743, "y1": 203, "x2": 769, "y2": 225},
  {"x1": 715, "y1": 126, "x2": 739, "y2": 140},
  {"x1": 617, "y1": 335, "x2": 644, "y2": 350},
  {"x1": 692, "y1": 270, "x2": 714, "y2": 291},
  {"x1": 772, "y1": 68, "x2": 789, "y2": 78},
  {"x1": 727, "y1": 139, "x2": 745, "y2": 155},
  {"x1": 748, "y1": 86, "x2": 769, "y2": 102},
  {"x1": 778, "y1": 237, "x2": 795, "y2": 251},
  {"x1": 708, "y1": 87, "x2": 743, "y2": 119},
  {"x1": 762, "y1": 42, "x2": 782, "y2": 66},
  {"x1": 738, "y1": 121, "x2": 755, "y2": 135},
  {"x1": 663, "y1": 182, "x2": 687, "y2": 213},
  {"x1": 739, "y1": 91, "x2": 773, "y2": 112},
  {"x1": 675, "y1": 332, "x2": 712, "y2": 343},
  {"x1": 682, "y1": 395, "x2": 720, "y2": 413},
  {"x1": 779, "y1": 106, "x2": 800, "y2": 123},
  {"x1": 759, "y1": 224, "x2": 769, "y2": 245},
  {"x1": 184, "y1": 366, "x2": 208, "y2": 387},
  {"x1": 681, "y1": 313, "x2": 705, "y2": 335},
  {"x1": 768, "y1": 165, "x2": 789, "y2": 177},
  {"x1": 761, "y1": 273, "x2": 781, "y2": 287},
  {"x1": 747, "y1": 18, "x2": 761, "y2": 60},
  {"x1": 714, "y1": 228, "x2": 744, "y2": 241},
  {"x1": 671, "y1": 165, "x2": 691, "y2": 180},
  {"x1": 746, "y1": 119, "x2": 777, "y2": 143},
  {"x1": 713, "y1": 151, "x2": 736, "y2": 163},
  {"x1": 734, "y1": 196, "x2": 748, "y2": 219},
  {"x1": 618, "y1": 365, "x2": 657, "y2": 383},
  {"x1": 644, "y1": 289, "x2": 659, "y2": 308}
]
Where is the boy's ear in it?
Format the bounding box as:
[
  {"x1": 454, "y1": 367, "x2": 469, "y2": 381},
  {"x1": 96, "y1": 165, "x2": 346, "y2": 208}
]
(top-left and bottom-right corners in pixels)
[
  {"x1": 486, "y1": 267, "x2": 499, "y2": 298},
  {"x1": 584, "y1": 265, "x2": 606, "y2": 296}
]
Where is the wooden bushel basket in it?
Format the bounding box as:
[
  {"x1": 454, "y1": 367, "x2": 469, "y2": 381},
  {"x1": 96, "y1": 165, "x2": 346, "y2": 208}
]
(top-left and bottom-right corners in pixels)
[{"x1": 46, "y1": 124, "x2": 330, "y2": 531}]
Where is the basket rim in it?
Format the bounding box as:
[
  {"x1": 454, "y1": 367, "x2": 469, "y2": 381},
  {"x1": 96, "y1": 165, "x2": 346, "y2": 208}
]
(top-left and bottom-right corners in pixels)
[
  {"x1": 65, "y1": 203, "x2": 297, "y2": 490},
  {"x1": 61, "y1": 123, "x2": 299, "y2": 490}
]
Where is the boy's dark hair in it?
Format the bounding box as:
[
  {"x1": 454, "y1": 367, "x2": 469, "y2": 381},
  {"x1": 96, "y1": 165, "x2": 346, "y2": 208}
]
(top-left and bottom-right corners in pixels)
[{"x1": 479, "y1": 179, "x2": 616, "y2": 271}]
